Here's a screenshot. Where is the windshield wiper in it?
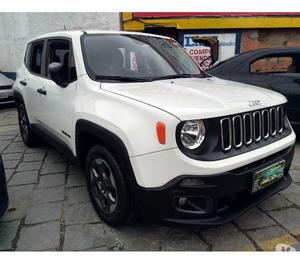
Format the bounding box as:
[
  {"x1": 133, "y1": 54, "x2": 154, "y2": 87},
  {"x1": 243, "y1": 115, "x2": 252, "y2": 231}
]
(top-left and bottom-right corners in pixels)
[
  {"x1": 95, "y1": 75, "x2": 148, "y2": 82},
  {"x1": 150, "y1": 73, "x2": 201, "y2": 81}
]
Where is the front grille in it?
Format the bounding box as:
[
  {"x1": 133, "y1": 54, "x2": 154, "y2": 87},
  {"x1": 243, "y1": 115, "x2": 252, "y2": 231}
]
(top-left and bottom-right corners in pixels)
[
  {"x1": 220, "y1": 105, "x2": 284, "y2": 152},
  {"x1": 0, "y1": 85, "x2": 12, "y2": 90}
]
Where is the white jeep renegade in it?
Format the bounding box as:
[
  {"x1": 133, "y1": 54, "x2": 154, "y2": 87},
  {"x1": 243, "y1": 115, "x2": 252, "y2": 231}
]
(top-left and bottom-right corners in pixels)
[{"x1": 13, "y1": 30, "x2": 296, "y2": 227}]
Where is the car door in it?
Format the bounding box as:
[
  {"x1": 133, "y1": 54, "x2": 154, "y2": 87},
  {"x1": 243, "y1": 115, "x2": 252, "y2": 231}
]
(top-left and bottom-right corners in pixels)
[
  {"x1": 22, "y1": 40, "x2": 47, "y2": 123},
  {"x1": 268, "y1": 72, "x2": 300, "y2": 126},
  {"x1": 253, "y1": 54, "x2": 300, "y2": 126},
  {"x1": 37, "y1": 38, "x2": 77, "y2": 149},
  {"x1": 230, "y1": 56, "x2": 269, "y2": 88},
  {"x1": 287, "y1": 73, "x2": 300, "y2": 126}
]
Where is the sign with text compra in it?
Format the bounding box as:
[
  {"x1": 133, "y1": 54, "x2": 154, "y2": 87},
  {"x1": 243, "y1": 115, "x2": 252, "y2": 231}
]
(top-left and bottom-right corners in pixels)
[{"x1": 183, "y1": 33, "x2": 237, "y2": 70}]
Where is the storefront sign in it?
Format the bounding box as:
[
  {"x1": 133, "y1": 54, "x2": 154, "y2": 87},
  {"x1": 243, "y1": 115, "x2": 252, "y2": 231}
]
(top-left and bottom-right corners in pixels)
[{"x1": 183, "y1": 33, "x2": 237, "y2": 70}]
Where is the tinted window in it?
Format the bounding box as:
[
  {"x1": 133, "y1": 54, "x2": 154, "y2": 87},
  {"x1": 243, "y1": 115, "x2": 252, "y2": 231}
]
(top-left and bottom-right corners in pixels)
[
  {"x1": 48, "y1": 40, "x2": 69, "y2": 66},
  {"x1": 29, "y1": 41, "x2": 44, "y2": 74},
  {"x1": 250, "y1": 56, "x2": 296, "y2": 73},
  {"x1": 24, "y1": 44, "x2": 31, "y2": 68},
  {"x1": 82, "y1": 34, "x2": 204, "y2": 81},
  {"x1": 46, "y1": 39, "x2": 77, "y2": 84}
]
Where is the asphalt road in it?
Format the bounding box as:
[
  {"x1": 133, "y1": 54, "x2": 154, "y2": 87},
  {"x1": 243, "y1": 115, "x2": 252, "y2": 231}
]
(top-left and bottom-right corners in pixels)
[{"x1": 0, "y1": 107, "x2": 300, "y2": 251}]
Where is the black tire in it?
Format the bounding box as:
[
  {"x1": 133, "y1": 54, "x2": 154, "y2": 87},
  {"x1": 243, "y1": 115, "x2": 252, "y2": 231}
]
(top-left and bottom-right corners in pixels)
[
  {"x1": 85, "y1": 145, "x2": 133, "y2": 227},
  {"x1": 17, "y1": 103, "x2": 39, "y2": 147}
]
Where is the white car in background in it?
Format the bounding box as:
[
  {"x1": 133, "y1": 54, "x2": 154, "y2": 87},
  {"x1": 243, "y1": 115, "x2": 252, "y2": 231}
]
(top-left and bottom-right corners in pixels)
[{"x1": 0, "y1": 73, "x2": 14, "y2": 105}]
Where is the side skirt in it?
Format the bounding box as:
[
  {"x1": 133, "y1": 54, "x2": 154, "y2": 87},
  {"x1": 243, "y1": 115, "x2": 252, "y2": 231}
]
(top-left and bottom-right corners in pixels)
[{"x1": 31, "y1": 124, "x2": 78, "y2": 163}]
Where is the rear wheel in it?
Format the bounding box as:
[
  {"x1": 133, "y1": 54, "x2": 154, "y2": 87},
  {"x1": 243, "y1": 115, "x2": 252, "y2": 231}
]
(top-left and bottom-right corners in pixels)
[
  {"x1": 17, "y1": 103, "x2": 39, "y2": 147},
  {"x1": 85, "y1": 145, "x2": 134, "y2": 226}
]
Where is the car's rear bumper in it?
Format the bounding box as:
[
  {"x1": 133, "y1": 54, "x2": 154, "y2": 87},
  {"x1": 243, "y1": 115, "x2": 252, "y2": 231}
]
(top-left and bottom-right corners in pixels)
[
  {"x1": 0, "y1": 156, "x2": 8, "y2": 217},
  {"x1": 132, "y1": 145, "x2": 294, "y2": 227}
]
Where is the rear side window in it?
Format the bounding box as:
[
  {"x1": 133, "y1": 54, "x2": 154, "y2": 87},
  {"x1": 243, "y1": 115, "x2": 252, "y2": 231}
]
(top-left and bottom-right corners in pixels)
[
  {"x1": 250, "y1": 56, "x2": 295, "y2": 73},
  {"x1": 24, "y1": 44, "x2": 31, "y2": 68},
  {"x1": 29, "y1": 41, "x2": 44, "y2": 75}
]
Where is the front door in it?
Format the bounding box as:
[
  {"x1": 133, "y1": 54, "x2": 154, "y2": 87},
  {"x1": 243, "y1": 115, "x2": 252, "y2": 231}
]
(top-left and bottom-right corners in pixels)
[{"x1": 38, "y1": 38, "x2": 78, "y2": 150}]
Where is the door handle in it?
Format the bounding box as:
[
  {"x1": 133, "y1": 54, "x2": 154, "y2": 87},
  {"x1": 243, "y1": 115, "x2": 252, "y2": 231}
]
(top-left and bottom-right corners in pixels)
[
  {"x1": 37, "y1": 88, "x2": 47, "y2": 95},
  {"x1": 20, "y1": 80, "x2": 27, "y2": 86}
]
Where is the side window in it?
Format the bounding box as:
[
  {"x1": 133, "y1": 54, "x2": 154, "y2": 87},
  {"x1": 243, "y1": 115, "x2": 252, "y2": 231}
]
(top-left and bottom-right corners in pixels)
[
  {"x1": 250, "y1": 56, "x2": 295, "y2": 74},
  {"x1": 69, "y1": 48, "x2": 77, "y2": 83},
  {"x1": 29, "y1": 41, "x2": 44, "y2": 75},
  {"x1": 24, "y1": 44, "x2": 31, "y2": 68},
  {"x1": 46, "y1": 39, "x2": 77, "y2": 84}
]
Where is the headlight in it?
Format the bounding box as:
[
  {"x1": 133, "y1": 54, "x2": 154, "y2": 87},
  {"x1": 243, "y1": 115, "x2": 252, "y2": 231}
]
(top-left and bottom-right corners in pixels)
[{"x1": 180, "y1": 120, "x2": 206, "y2": 150}]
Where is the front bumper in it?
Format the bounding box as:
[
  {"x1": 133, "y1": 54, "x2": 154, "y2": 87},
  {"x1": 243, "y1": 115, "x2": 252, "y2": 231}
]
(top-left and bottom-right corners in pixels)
[
  {"x1": 0, "y1": 155, "x2": 8, "y2": 217},
  {"x1": 132, "y1": 145, "x2": 294, "y2": 227},
  {"x1": 0, "y1": 90, "x2": 15, "y2": 105}
]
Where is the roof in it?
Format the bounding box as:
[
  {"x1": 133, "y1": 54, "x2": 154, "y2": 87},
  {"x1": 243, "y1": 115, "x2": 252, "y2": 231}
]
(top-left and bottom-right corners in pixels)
[
  {"x1": 28, "y1": 30, "x2": 170, "y2": 43},
  {"x1": 238, "y1": 46, "x2": 300, "y2": 56},
  {"x1": 208, "y1": 46, "x2": 300, "y2": 74},
  {"x1": 228, "y1": 47, "x2": 300, "y2": 62}
]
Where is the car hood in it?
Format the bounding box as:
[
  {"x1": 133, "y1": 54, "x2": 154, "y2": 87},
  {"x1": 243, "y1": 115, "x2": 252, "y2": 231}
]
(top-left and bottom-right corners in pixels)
[
  {"x1": 101, "y1": 77, "x2": 287, "y2": 120},
  {"x1": 0, "y1": 73, "x2": 14, "y2": 86}
]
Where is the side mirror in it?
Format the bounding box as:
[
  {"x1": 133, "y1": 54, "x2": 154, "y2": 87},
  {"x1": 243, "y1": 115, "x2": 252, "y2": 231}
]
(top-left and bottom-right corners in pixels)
[{"x1": 48, "y1": 62, "x2": 65, "y2": 87}]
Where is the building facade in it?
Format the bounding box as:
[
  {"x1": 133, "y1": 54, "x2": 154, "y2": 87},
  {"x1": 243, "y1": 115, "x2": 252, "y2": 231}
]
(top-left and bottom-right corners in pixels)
[
  {"x1": 122, "y1": 12, "x2": 300, "y2": 69},
  {"x1": 0, "y1": 12, "x2": 121, "y2": 79}
]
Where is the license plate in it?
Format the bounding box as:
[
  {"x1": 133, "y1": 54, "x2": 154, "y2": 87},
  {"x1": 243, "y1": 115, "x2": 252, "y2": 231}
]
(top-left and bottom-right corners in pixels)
[
  {"x1": 0, "y1": 93, "x2": 9, "y2": 99},
  {"x1": 252, "y1": 160, "x2": 285, "y2": 193}
]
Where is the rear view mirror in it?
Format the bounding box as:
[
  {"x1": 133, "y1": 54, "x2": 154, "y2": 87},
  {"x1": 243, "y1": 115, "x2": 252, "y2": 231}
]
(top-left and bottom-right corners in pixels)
[{"x1": 48, "y1": 62, "x2": 65, "y2": 87}]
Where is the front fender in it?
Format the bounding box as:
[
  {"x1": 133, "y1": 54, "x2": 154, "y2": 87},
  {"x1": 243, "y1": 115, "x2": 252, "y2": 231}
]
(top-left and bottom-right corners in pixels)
[{"x1": 75, "y1": 84, "x2": 180, "y2": 157}]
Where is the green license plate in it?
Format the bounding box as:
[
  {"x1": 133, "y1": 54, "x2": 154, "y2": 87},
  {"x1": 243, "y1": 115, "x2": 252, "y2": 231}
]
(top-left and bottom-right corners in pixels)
[{"x1": 252, "y1": 160, "x2": 285, "y2": 193}]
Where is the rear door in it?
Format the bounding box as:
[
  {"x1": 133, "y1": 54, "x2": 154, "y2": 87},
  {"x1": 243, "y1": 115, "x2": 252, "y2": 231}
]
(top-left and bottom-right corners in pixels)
[
  {"x1": 23, "y1": 40, "x2": 47, "y2": 123},
  {"x1": 251, "y1": 54, "x2": 300, "y2": 125},
  {"x1": 269, "y1": 72, "x2": 300, "y2": 125},
  {"x1": 230, "y1": 55, "x2": 269, "y2": 88},
  {"x1": 232, "y1": 53, "x2": 300, "y2": 125}
]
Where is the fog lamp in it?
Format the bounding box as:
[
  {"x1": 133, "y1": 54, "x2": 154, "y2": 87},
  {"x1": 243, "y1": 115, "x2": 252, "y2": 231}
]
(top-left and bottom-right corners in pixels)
[{"x1": 180, "y1": 178, "x2": 205, "y2": 187}]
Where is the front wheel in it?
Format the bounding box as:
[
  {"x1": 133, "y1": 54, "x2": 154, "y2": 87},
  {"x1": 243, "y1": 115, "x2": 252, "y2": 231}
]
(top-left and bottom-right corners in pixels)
[
  {"x1": 85, "y1": 145, "x2": 133, "y2": 227},
  {"x1": 17, "y1": 103, "x2": 39, "y2": 147}
]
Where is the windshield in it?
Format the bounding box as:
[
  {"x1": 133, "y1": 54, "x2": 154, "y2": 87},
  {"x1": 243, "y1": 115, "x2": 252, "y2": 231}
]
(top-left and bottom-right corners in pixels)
[{"x1": 82, "y1": 34, "x2": 205, "y2": 82}]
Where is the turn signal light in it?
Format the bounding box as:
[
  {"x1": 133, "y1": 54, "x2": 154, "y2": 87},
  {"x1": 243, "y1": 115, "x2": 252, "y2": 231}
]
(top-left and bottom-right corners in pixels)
[{"x1": 156, "y1": 122, "x2": 166, "y2": 144}]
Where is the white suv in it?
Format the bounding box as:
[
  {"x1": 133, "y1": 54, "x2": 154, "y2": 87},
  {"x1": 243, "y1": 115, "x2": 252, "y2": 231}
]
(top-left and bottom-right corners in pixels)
[{"x1": 13, "y1": 30, "x2": 296, "y2": 227}]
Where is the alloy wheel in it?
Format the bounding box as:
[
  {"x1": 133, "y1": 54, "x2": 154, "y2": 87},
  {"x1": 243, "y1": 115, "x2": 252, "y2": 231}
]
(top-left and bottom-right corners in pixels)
[
  {"x1": 90, "y1": 158, "x2": 118, "y2": 214},
  {"x1": 19, "y1": 107, "x2": 28, "y2": 141}
]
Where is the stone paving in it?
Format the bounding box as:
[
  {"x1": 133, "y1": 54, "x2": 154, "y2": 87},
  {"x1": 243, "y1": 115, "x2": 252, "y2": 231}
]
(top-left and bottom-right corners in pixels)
[{"x1": 0, "y1": 107, "x2": 300, "y2": 251}]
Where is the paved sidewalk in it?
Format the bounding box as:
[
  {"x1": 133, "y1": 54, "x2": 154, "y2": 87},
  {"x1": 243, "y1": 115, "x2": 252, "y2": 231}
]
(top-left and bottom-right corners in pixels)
[{"x1": 0, "y1": 107, "x2": 300, "y2": 251}]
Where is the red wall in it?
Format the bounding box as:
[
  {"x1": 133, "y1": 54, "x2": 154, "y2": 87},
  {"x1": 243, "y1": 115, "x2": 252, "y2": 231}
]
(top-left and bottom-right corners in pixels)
[{"x1": 133, "y1": 12, "x2": 300, "y2": 19}]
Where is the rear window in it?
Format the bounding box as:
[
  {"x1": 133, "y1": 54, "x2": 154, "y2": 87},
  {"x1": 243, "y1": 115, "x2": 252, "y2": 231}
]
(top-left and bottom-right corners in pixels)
[{"x1": 29, "y1": 41, "x2": 44, "y2": 75}]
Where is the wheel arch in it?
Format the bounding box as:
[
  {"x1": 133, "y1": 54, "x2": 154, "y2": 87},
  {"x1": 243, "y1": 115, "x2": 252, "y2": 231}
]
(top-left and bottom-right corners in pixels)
[
  {"x1": 13, "y1": 90, "x2": 24, "y2": 108},
  {"x1": 75, "y1": 119, "x2": 137, "y2": 192}
]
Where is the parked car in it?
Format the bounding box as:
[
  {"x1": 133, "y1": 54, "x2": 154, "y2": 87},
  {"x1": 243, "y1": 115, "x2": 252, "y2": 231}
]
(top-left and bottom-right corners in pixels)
[
  {"x1": 208, "y1": 47, "x2": 300, "y2": 132},
  {"x1": 0, "y1": 72, "x2": 15, "y2": 105},
  {"x1": 13, "y1": 31, "x2": 295, "y2": 227},
  {"x1": 0, "y1": 155, "x2": 8, "y2": 217}
]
